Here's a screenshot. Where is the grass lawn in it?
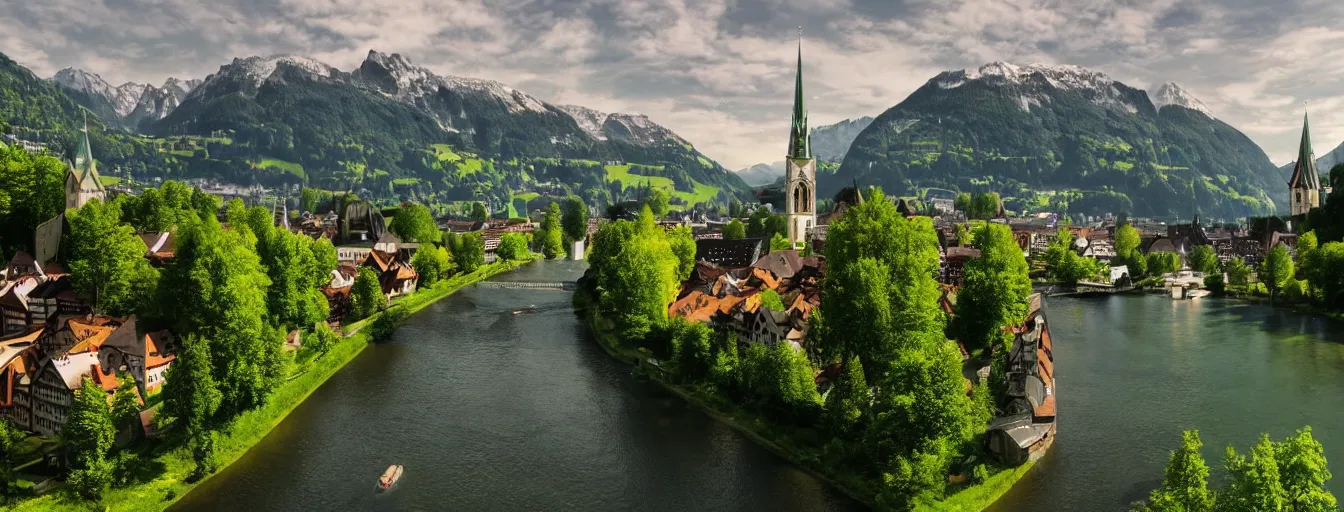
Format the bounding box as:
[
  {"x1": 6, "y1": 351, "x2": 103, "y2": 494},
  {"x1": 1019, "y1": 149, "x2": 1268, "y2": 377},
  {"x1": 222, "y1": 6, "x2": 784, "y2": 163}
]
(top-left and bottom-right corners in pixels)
[
  {"x1": 431, "y1": 143, "x2": 462, "y2": 163},
  {"x1": 458, "y1": 158, "x2": 486, "y2": 177},
  {"x1": 99, "y1": 176, "x2": 123, "y2": 186},
  {"x1": 392, "y1": 178, "x2": 421, "y2": 186},
  {"x1": 509, "y1": 192, "x2": 541, "y2": 218},
  {"x1": 256, "y1": 157, "x2": 305, "y2": 179},
  {"x1": 917, "y1": 461, "x2": 1035, "y2": 511},
  {"x1": 9, "y1": 259, "x2": 534, "y2": 512},
  {"x1": 603, "y1": 165, "x2": 719, "y2": 208}
]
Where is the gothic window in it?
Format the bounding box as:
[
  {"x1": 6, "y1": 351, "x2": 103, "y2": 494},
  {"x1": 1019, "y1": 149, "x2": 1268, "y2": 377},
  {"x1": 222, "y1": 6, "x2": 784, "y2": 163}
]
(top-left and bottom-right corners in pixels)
[{"x1": 1297, "y1": 192, "x2": 1302, "y2": 203}]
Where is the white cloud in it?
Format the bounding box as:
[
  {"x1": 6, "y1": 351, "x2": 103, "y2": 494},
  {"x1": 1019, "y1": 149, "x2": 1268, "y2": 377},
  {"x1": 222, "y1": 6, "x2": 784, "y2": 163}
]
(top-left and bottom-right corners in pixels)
[{"x1": 3, "y1": 0, "x2": 1344, "y2": 168}]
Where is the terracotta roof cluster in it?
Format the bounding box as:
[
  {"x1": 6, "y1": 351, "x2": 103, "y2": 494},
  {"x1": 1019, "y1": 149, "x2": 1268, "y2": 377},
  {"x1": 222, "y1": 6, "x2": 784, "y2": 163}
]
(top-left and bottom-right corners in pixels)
[{"x1": 670, "y1": 251, "x2": 822, "y2": 350}]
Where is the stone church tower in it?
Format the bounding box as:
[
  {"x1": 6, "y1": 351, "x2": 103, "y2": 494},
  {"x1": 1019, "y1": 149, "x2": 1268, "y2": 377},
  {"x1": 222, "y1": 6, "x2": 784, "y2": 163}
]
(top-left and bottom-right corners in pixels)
[
  {"x1": 784, "y1": 34, "x2": 815, "y2": 247},
  {"x1": 65, "y1": 114, "x2": 106, "y2": 211}
]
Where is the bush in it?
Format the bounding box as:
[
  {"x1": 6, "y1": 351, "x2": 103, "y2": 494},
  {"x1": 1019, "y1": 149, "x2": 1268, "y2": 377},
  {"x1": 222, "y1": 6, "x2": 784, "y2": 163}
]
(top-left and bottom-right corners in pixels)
[
  {"x1": 496, "y1": 233, "x2": 530, "y2": 261},
  {"x1": 972, "y1": 463, "x2": 989, "y2": 484},
  {"x1": 68, "y1": 458, "x2": 112, "y2": 500},
  {"x1": 370, "y1": 305, "x2": 409, "y2": 343},
  {"x1": 301, "y1": 323, "x2": 338, "y2": 358},
  {"x1": 1203, "y1": 273, "x2": 1225, "y2": 296}
]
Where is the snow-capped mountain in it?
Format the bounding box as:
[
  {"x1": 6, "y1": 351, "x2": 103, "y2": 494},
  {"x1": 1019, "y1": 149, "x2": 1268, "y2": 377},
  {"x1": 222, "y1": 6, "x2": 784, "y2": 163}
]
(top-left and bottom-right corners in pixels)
[
  {"x1": 50, "y1": 68, "x2": 146, "y2": 117},
  {"x1": 734, "y1": 162, "x2": 786, "y2": 187},
  {"x1": 186, "y1": 55, "x2": 343, "y2": 103},
  {"x1": 933, "y1": 62, "x2": 1149, "y2": 115},
  {"x1": 50, "y1": 68, "x2": 203, "y2": 126},
  {"x1": 356, "y1": 50, "x2": 552, "y2": 122},
  {"x1": 1151, "y1": 82, "x2": 1214, "y2": 119},
  {"x1": 810, "y1": 116, "x2": 873, "y2": 163},
  {"x1": 557, "y1": 105, "x2": 689, "y2": 146}
]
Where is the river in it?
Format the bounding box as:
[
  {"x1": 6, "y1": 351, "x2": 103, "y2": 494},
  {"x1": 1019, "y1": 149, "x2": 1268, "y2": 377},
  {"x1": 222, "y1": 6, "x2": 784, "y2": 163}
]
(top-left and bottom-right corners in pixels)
[
  {"x1": 171, "y1": 260, "x2": 859, "y2": 511},
  {"x1": 990, "y1": 294, "x2": 1344, "y2": 511},
  {"x1": 174, "y1": 262, "x2": 1344, "y2": 511}
]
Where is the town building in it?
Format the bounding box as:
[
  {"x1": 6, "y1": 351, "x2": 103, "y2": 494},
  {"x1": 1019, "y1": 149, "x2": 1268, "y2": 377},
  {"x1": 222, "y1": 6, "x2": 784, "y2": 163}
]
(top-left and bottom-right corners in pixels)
[
  {"x1": 0, "y1": 277, "x2": 39, "y2": 335},
  {"x1": 985, "y1": 295, "x2": 1056, "y2": 466},
  {"x1": 1288, "y1": 113, "x2": 1323, "y2": 217},
  {"x1": 0, "y1": 329, "x2": 41, "y2": 431},
  {"x1": 97, "y1": 317, "x2": 176, "y2": 398},
  {"x1": 783, "y1": 35, "x2": 816, "y2": 248}
]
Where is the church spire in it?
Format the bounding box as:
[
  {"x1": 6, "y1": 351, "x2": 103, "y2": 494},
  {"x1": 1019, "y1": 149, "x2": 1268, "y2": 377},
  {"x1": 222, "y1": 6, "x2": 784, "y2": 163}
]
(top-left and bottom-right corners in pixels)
[
  {"x1": 787, "y1": 28, "x2": 809, "y2": 160},
  {"x1": 1289, "y1": 111, "x2": 1320, "y2": 190}
]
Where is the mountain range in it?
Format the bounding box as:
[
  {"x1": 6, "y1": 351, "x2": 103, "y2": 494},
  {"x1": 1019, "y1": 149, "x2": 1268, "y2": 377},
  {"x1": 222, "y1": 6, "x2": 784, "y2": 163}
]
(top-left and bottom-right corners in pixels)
[
  {"x1": 734, "y1": 116, "x2": 873, "y2": 187},
  {"x1": 19, "y1": 50, "x2": 753, "y2": 210},
  {"x1": 835, "y1": 62, "x2": 1285, "y2": 219}
]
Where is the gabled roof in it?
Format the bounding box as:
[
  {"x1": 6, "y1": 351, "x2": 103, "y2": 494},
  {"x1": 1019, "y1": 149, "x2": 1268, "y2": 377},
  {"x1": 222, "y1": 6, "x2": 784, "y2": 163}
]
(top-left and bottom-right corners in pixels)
[
  {"x1": 752, "y1": 250, "x2": 804, "y2": 280},
  {"x1": 45, "y1": 350, "x2": 101, "y2": 391},
  {"x1": 7, "y1": 251, "x2": 35, "y2": 267}
]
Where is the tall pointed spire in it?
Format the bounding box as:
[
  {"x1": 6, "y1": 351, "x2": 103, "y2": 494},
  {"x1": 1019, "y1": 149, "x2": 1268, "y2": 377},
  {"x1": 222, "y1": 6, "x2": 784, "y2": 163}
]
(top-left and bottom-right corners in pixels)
[
  {"x1": 787, "y1": 27, "x2": 809, "y2": 159},
  {"x1": 1289, "y1": 111, "x2": 1320, "y2": 190}
]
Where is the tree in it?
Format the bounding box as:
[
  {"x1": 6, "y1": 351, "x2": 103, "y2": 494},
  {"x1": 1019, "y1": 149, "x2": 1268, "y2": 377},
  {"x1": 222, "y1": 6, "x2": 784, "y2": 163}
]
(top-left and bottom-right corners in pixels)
[
  {"x1": 955, "y1": 224, "x2": 972, "y2": 246},
  {"x1": 66, "y1": 198, "x2": 160, "y2": 315},
  {"x1": 972, "y1": 192, "x2": 1002, "y2": 219},
  {"x1": 110, "y1": 375, "x2": 141, "y2": 433},
  {"x1": 1146, "y1": 252, "x2": 1181, "y2": 277},
  {"x1": 64, "y1": 378, "x2": 115, "y2": 499},
  {"x1": 591, "y1": 215, "x2": 680, "y2": 333},
  {"x1": 770, "y1": 232, "x2": 792, "y2": 251},
  {"x1": 759, "y1": 289, "x2": 787, "y2": 311},
  {"x1": 1130, "y1": 430, "x2": 1214, "y2": 512},
  {"x1": 538, "y1": 203, "x2": 566, "y2": 259},
  {"x1": 953, "y1": 192, "x2": 972, "y2": 215},
  {"x1": 1045, "y1": 227, "x2": 1106, "y2": 285},
  {"x1": 389, "y1": 203, "x2": 441, "y2": 243},
  {"x1": 161, "y1": 334, "x2": 222, "y2": 477},
  {"x1": 497, "y1": 232, "x2": 530, "y2": 261},
  {"x1": 350, "y1": 266, "x2": 385, "y2": 320},
  {"x1": 158, "y1": 218, "x2": 282, "y2": 418},
  {"x1": 1261, "y1": 245, "x2": 1294, "y2": 305},
  {"x1": 672, "y1": 320, "x2": 714, "y2": 383},
  {"x1": 411, "y1": 244, "x2": 452, "y2": 287},
  {"x1": 646, "y1": 188, "x2": 671, "y2": 218},
  {"x1": 301, "y1": 323, "x2": 339, "y2": 358},
  {"x1": 0, "y1": 419, "x2": 25, "y2": 496},
  {"x1": 956, "y1": 223, "x2": 1032, "y2": 351},
  {"x1": 1188, "y1": 245, "x2": 1219, "y2": 274},
  {"x1": 470, "y1": 202, "x2": 488, "y2": 223},
  {"x1": 452, "y1": 232, "x2": 486, "y2": 273},
  {"x1": 311, "y1": 236, "x2": 339, "y2": 280},
  {"x1": 261, "y1": 229, "x2": 328, "y2": 329},
  {"x1": 668, "y1": 225, "x2": 696, "y2": 281},
  {"x1": 747, "y1": 207, "x2": 788, "y2": 240},
  {"x1": 824, "y1": 356, "x2": 870, "y2": 436},
  {"x1": 1276, "y1": 427, "x2": 1336, "y2": 512},
  {"x1": 1225, "y1": 257, "x2": 1252, "y2": 287},
  {"x1": 0, "y1": 145, "x2": 65, "y2": 259},
  {"x1": 724, "y1": 219, "x2": 746, "y2": 240},
  {"x1": 1222, "y1": 435, "x2": 1285, "y2": 512},
  {"x1": 561, "y1": 196, "x2": 589, "y2": 243},
  {"x1": 1115, "y1": 223, "x2": 1141, "y2": 258}
]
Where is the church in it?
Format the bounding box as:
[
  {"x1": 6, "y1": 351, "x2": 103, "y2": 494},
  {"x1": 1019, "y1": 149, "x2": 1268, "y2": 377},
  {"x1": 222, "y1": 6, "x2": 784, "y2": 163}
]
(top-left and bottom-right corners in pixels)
[
  {"x1": 784, "y1": 34, "x2": 816, "y2": 248},
  {"x1": 34, "y1": 115, "x2": 106, "y2": 268},
  {"x1": 1287, "y1": 112, "x2": 1322, "y2": 217}
]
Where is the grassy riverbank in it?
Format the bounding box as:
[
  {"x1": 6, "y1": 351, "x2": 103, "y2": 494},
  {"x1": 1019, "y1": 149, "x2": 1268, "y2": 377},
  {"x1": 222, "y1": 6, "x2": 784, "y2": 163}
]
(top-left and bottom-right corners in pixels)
[
  {"x1": 575, "y1": 294, "x2": 1036, "y2": 511},
  {"x1": 7, "y1": 258, "x2": 534, "y2": 512}
]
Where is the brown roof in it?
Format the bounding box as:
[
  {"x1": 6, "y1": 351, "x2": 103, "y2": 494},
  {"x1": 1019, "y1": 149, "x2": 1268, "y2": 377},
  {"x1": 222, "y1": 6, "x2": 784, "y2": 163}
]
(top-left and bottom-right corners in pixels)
[
  {"x1": 89, "y1": 364, "x2": 120, "y2": 392},
  {"x1": 945, "y1": 247, "x2": 982, "y2": 259},
  {"x1": 750, "y1": 267, "x2": 781, "y2": 291},
  {"x1": 144, "y1": 331, "x2": 176, "y2": 368},
  {"x1": 7, "y1": 251, "x2": 35, "y2": 267},
  {"x1": 751, "y1": 250, "x2": 805, "y2": 280}
]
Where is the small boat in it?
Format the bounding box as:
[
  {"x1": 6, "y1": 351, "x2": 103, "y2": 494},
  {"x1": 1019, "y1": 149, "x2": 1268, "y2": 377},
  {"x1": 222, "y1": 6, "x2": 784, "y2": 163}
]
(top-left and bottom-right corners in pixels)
[{"x1": 378, "y1": 464, "x2": 403, "y2": 492}]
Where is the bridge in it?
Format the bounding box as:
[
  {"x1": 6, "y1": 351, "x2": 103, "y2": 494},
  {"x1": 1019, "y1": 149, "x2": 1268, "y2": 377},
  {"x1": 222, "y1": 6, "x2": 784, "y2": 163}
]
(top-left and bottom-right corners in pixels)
[{"x1": 476, "y1": 281, "x2": 577, "y2": 291}]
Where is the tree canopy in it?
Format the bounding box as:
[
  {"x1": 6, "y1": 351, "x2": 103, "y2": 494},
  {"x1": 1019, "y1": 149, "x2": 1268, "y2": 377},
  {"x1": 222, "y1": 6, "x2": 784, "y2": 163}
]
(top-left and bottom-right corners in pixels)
[{"x1": 389, "y1": 203, "x2": 441, "y2": 243}]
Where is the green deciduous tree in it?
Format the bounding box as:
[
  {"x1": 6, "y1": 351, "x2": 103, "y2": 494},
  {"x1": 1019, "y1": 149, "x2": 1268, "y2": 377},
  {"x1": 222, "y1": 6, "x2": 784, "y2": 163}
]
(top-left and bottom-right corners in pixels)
[
  {"x1": 668, "y1": 225, "x2": 696, "y2": 281},
  {"x1": 646, "y1": 188, "x2": 671, "y2": 218},
  {"x1": 451, "y1": 232, "x2": 486, "y2": 273},
  {"x1": 161, "y1": 333, "x2": 222, "y2": 477},
  {"x1": 66, "y1": 198, "x2": 160, "y2": 316},
  {"x1": 1276, "y1": 427, "x2": 1336, "y2": 512},
  {"x1": 1225, "y1": 257, "x2": 1252, "y2": 287},
  {"x1": 390, "y1": 203, "x2": 441, "y2": 243},
  {"x1": 1147, "y1": 252, "x2": 1181, "y2": 277},
  {"x1": 747, "y1": 207, "x2": 788, "y2": 240},
  {"x1": 1188, "y1": 245, "x2": 1219, "y2": 274},
  {"x1": 953, "y1": 193, "x2": 972, "y2": 215},
  {"x1": 110, "y1": 374, "x2": 140, "y2": 433},
  {"x1": 561, "y1": 196, "x2": 589, "y2": 243},
  {"x1": 311, "y1": 236, "x2": 338, "y2": 280},
  {"x1": 158, "y1": 218, "x2": 283, "y2": 418},
  {"x1": 824, "y1": 356, "x2": 871, "y2": 436},
  {"x1": 64, "y1": 378, "x2": 115, "y2": 500},
  {"x1": 1045, "y1": 228, "x2": 1106, "y2": 285},
  {"x1": 759, "y1": 289, "x2": 787, "y2": 311},
  {"x1": 301, "y1": 323, "x2": 339, "y2": 358},
  {"x1": 470, "y1": 202, "x2": 488, "y2": 223},
  {"x1": 724, "y1": 219, "x2": 746, "y2": 240},
  {"x1": 1260, "y1": 245, "x2": 1294, "y2": 305},
  {"x1": 1131, "y1": 430, "x2": 1214, "y2": 512},
  {"x1": 538, "y1": 202, "x2": 566, "y2": 260},
  {"x1": 350, "y1": 266, "x2": 385, "y2": 321},
  {"x1": 1115, "y1": 223, "x2": 1141, "y2": 257},
  {"x1": 0, "y1": 145, "x2": 65, "y2": 259},
  {"x1": 261, "y1": 229, "x2": 329, "y2": 329},
  {"x1": 496, "y1": 232, "x2": 530, "y2": 261},
  {"x1": 770, "y1": 232, "x2": 792, "y2": 251},
  {"x1": 956, "y1": 223, "x2": 1032, "y2": 352},
  {"x1": 1222, "y1": 435, "x2": 1285, "y2": 512},
  {"x1": 0, "y1": 418, "x2": 24, "y2": 496},
  {"x1": 411, "y1": 244, "x2": 452, "y2": 287}
]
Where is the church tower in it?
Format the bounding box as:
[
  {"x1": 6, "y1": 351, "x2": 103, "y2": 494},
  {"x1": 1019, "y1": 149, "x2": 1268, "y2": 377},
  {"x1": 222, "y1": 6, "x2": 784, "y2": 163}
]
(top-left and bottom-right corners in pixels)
[
  {"x1": 65, "y1": 113, "x2": 105, "y2": 211},
  {"x1": 784, "y1": 31, "x2": 816, "y2": 248},
  {"x1": 1288, "y1": 111, "x2": 1321, "y2": 216}
]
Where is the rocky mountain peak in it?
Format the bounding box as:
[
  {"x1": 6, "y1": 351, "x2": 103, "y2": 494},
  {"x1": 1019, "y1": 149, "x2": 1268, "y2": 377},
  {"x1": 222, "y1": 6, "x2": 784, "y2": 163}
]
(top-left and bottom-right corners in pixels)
[{"x1": 1151, "y1": 82, "x2": 1214, "y2": 119}]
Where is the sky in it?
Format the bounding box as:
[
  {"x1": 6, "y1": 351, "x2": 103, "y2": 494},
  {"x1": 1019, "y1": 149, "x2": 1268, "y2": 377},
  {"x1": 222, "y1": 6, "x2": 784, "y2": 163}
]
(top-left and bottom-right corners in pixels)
[{"x1": 3, "y1": 0, "x2": 1343, "y2": 170}]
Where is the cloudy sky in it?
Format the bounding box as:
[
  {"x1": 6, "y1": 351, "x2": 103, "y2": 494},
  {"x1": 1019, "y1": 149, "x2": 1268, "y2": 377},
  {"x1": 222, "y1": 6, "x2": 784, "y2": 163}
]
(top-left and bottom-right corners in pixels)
[{"x1": 3, "y1": 0, "x2": 1343, "y2": 169}]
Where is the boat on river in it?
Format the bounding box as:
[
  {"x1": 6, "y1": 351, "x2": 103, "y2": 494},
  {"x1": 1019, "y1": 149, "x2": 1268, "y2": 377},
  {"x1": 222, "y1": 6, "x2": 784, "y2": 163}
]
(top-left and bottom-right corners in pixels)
[{"x1": 378, "y1": 464, "x2": 403, "y2": 492}]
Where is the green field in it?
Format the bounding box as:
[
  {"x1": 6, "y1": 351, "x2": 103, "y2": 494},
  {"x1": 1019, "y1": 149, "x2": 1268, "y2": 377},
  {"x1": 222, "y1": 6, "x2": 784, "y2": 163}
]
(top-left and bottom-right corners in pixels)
[
  {"x1": 100, "y1": 176, "x2": 123, "y2": 186},
  {"x1": 604, "y1": 164, "x2": 719, "y2": 208},
  {"x1": 509, "y1": 192, "x2": 542, "y2": 218},
  {"x1": 431, "y1": 143, "x2": 461, "y2": 163},
  {"x1": 458, "y1": 158, "x2": 486, "y2": 176},
  {"x1": 256, "y1": 157, "x2": 305, "y2": 179}
]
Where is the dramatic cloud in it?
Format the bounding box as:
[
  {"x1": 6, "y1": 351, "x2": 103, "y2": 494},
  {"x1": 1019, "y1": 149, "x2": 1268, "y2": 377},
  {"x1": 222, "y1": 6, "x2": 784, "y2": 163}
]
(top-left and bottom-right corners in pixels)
[{"x1": 4, "y1": 0, "x2": 1343, "y2": 168}]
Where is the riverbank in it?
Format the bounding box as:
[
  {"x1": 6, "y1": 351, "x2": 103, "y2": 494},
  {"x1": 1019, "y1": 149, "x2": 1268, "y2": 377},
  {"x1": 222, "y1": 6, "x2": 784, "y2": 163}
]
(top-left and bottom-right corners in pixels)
[
  {"x1": 574, "y1": 292, "x2": 1035, "y2": 511},
  {"x1": 8, "y1": 258, "x2": 534, "y2": 512}
]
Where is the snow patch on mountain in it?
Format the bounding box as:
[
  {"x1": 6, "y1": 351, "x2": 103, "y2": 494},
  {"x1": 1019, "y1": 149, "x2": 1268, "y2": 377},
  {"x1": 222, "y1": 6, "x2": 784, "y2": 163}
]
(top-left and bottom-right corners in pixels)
[
  {"x1": 557, "y1": 105, "x2": 609, "y2": 140},
  {"x1": 360, "y1": 50, "x2": 550, "y2": 115},
  {"x1": 810, "y1": 116, "x2": 874, "y2": 163},
  {"x1": 1151, "y1": 82, "x2": 1214, "y2": 119},
  {"x1": 932, "y1": 62, "x2": 1140, "y2": 114},
  {"x1": 50, "y1": 68, "x2": 146, "y2": 117},
  {"x1": 556, "y1": 105, "x2": 686, "y2": 146}
]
